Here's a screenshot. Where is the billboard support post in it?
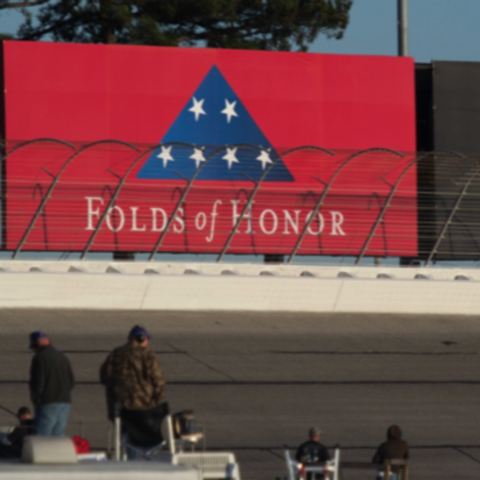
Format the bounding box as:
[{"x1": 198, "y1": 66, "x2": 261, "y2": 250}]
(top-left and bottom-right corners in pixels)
[{"x1": 398, "y1": 0, "x2": 408, "y2": 56}]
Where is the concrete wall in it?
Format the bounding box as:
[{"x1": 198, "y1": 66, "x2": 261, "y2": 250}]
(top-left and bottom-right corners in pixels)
[{"x1": 0, "y1": 261, "x2": 479, "y2": 314}]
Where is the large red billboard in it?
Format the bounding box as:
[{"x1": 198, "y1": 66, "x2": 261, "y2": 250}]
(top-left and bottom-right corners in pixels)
[{"x1": 2, "y1": 41, "x2": 417, "y2": 256}]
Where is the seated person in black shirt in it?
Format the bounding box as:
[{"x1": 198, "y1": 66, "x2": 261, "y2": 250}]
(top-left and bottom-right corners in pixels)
[
  {"x1": 296, "y1": 426, "x2": 330, "y2": 479},
  {"x1": 0, "y1": 407, "x2": 36, "y2": 458}
]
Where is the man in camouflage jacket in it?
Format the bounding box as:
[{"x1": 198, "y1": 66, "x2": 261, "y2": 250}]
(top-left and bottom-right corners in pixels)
[{"x1": 100, "y1": 325, "x2": 165, "y2": 421}]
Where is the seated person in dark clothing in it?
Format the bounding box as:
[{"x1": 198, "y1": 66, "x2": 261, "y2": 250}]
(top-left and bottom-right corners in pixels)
[
  {"x1": 296, "y1": 426, "x2": 330, "y2": 479},
  {"x1": 0, "y1": 407, "x2": 36, "y2": 458},
  {"x1": 372, "y1": 425, "x2": 409, "y2": 480}
]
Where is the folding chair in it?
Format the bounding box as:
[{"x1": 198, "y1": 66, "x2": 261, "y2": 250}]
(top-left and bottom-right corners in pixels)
[
  {"x1": 380, "y1": 459, "x2": 409, "y2": 480},
  {"x1": 117, "y1": 409, "x2": 240, "y2": 480},
  {"x1": 326, "y1": 448, "x2": 340, "y2": 480},
  {"x1": 285, "y1": 449, "x2": 301, "y2": 480},
  {"x1": 340, "y1": 459, "x2": 409, "y2": 480},
  {"x1": 171, "y1": 411, "x2": 205, "y2": 452},
  {"x1": 284, "y1": 448, "x2": 340, "y2": 480}
]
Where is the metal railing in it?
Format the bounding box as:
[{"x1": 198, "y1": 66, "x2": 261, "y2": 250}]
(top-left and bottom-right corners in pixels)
[{"x1": 2, "y1": 139, "x2": 480, "y2": 265}]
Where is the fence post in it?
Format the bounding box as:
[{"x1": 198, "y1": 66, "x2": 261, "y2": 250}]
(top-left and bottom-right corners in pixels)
[
  {"x1": 425, "y1": 161, "x2": 479, "y2": 266},
  {"x1": 1, "y1": 139, "x2": 76, "y2": 254},
  {"x1": 1, "y1": 138, "x2": 76, "y2": 161},
  {"x1": 81, "y1": 142, "x2": 193, "y2": 260},
  {"x1": 355, "y1": 153, "x2": 417, "y2": 266},
  {"x1": 287, "y1": 148, "x2": 403, "y2": 264},
  {"x1": 217, "y1": 146, "x2": 334, "y2": 262},
  {"x1": 13, "y1": 140, "x2": 139, "y2": 259},
  {"x1": 148, "y1": 144, "x2": 258, "y2": 262}
]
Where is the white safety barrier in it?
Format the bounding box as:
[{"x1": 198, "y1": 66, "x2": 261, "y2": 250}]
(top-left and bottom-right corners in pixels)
[
  {"x1": 2, "y1": 260, "x2": 480, "y2": 281},
  {"x1": 0, "y1": 262, "x2": 479, "y2": 314},
  {"x1": 22, "y1": 436, "x2": 77, "y2": 465},
  {"x1": 173, "y1": 452, "x2": 240, "y2": 480}
]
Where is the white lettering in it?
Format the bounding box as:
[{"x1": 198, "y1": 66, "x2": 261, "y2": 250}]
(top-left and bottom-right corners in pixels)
[
  {"x1": 283, "y1": 210, "x2": 301, "y2": 235},
  {"x1": 306, "y1": 212, "x2": 324, "y2": 235},
  {"x1": 85, "y1": 196, "x2": 104, "y2": 231},
  {"x1": 330, "y1": 211, "x2": 346, "y2": 236},
  {"x1": 195, "y1": 212, "x2": 207, "y2": 231},
  {"x1": 206, "y1": 200, "x2": 222, "y2": 242},
  {"x1": 106, "y1": 205, "x2": 125, "y2": 232},
  {"x1": 173, "y1": 208, "x2": 185, "y2": 233},
  {"x1": 88, "y1": 198, "x2": 347, "y2": 242},
  {"x1": 130, "y1": 206, "x2": 146, "y2": 232},
  {"x1": 230, "y1": 200, "x2": 254, "y2": 233},
  {"x1": 259, "y1": 209, "x2": 278, "y2": 235},
  {"x1": 151, "y1": 208, "x2": 168, "y2": 232}
]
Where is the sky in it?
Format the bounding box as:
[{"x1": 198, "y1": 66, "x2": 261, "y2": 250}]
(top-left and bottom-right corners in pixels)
[
  {"x1": 311, "y1": 0, "x2": 480, "y2": 63},
  {"x1": 1, "y1": 0, "x2": 480, "y2": 64}
]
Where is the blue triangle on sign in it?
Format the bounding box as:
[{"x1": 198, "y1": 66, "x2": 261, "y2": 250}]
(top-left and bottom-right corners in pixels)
[{"x1": 137, "y1": 65, "x2": 294, "y2": 182}]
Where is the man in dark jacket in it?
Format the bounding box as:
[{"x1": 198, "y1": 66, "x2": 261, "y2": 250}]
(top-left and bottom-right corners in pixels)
[
  {"x1": 29, "y1": 331, "x2": 75, "y2": 436},
  {"x1": 100, "y1": 326, "x2": 166, "y2": 454},
  {"x1": 100, "y1": 325, "x2": 165, "y2": 419},
  {"x1": 296, "y1": 426, "x2": 330, "y2": 479},
  {"x1": 372, "y1": 425, "x2": 409, "y2": 479}
]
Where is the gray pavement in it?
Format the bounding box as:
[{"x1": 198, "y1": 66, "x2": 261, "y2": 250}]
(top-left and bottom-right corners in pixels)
[{"x1": 0, "y1": 310, "x2": 479, "y2": 479}]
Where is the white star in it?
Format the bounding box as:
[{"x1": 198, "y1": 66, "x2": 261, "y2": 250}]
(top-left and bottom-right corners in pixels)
[
  {"x1": 256, "y1": 149, "x2": 273, "y2": 170},
  {"x1": 222, "y1": 147, "x2": 239, "y2": 169},
  {"x1": 221, "y1": 99, "x2": 238, "y2": 123},
  {"x1": 188, "y1": 97, "x2": 206, "y2": 121},
  {"x1": 190, "y1": 148, "x2": 206, "y2": 169},
  {"x1": 157, "y1": 146, "x2": 174, "y2": 168}
]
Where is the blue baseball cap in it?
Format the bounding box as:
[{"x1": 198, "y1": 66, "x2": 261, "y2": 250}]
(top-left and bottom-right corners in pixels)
[
  {"x1": 29, "y1": 331, "x2": 48, "y2": 348},
  {"x1": 128, "y1": 325, "x2": 151, "y2": 340}
]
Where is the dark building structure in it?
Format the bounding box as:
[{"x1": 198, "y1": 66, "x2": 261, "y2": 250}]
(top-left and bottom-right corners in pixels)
[{"x1": 415, "y1": 62, "x2": 480, "y2": 261}]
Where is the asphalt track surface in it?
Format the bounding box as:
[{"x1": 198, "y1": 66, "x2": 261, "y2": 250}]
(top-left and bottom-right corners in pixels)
[{"x1": 0, "y1": 310, "x2": 479, "y2": 479}]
